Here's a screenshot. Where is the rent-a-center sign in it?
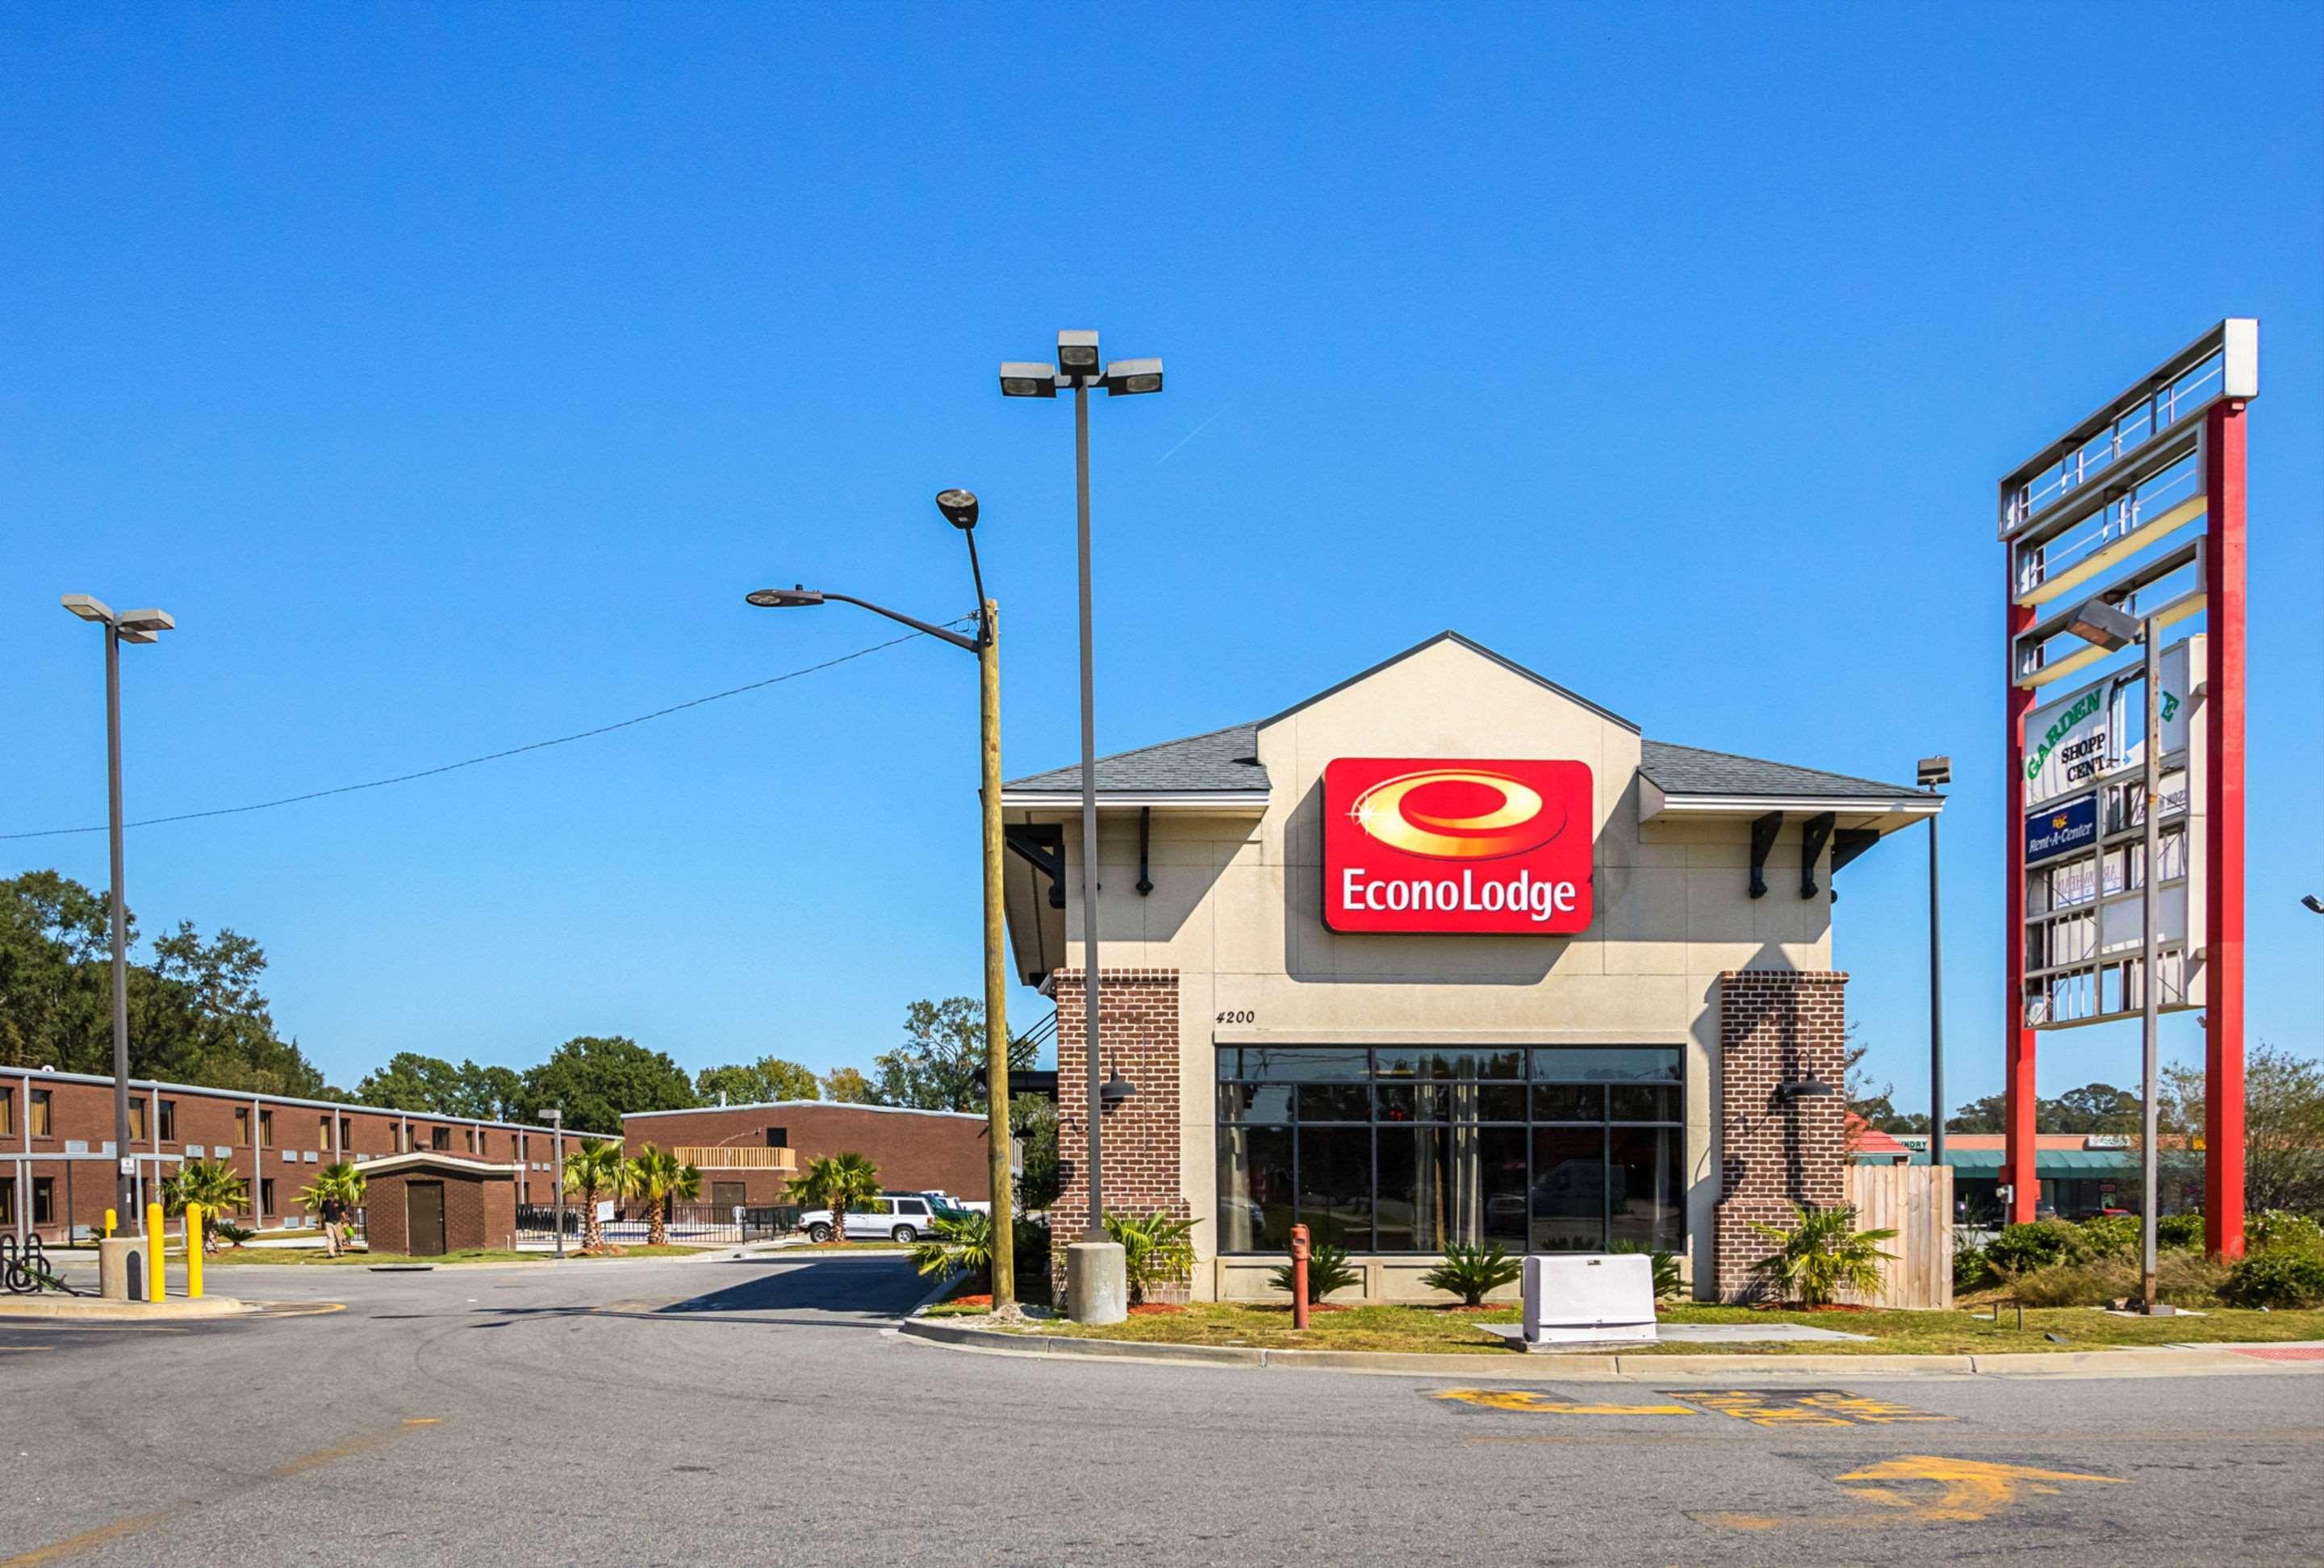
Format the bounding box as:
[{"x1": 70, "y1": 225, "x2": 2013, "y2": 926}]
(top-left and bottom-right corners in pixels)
[{"x1": 1323, "y1": 758, "x2": 1593, "y2": 934}]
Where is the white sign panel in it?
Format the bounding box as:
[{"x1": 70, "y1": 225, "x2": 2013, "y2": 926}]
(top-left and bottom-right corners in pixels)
[
  {"x1": 595, "y1": 1200, "x2": 616, "y2": 1222},
  {"x1": 2023, "y1": 638, "x2": 2195, "y2": 809}
]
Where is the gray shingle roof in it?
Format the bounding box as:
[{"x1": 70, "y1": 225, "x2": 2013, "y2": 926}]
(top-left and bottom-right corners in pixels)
[
  {"x1": 1005, "y1": 722, "x2": 1267, "y2": 794},
  {"x1": 1638, "y1": 740, "x2": 1919, "y2": 799}
]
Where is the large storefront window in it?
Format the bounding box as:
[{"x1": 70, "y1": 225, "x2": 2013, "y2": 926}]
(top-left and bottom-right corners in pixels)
[{"x1": 1216, "y1": 1046, "x2": 1684, "y2": 1255}]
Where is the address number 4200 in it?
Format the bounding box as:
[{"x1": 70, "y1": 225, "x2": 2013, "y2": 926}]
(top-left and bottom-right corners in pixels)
[{"x1": 1215, "y1": 1010, "x2": 1256, "y2": 1025}]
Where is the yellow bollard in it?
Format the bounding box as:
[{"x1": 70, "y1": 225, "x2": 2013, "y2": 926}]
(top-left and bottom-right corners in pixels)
[
  {"x1": 103, "y1": 1207, "x2": 117, "y2": 1238},
  {"x1": 185, "y1": 1203, "x2": 204, "y2": 1300},
  {"x1": 145, "y1": 1202, "x2": 165, "y2": 1302}
]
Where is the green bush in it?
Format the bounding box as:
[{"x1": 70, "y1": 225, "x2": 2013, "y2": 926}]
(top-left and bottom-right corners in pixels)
[
  {"x1": 1607, "y1": 1241, "x2": 1683, "y2": 1299},
  {"x1": 1420, "y1": 1243, "x2": 1521, "y2": 1307},
  {"x1": 1952, "y1": 1243, "x2": 1992, "y2": 1290},
  {"x1": 1101, "y1": 1210, "x2": 1196, "y2": 1307},
  {"x1": 2076, "y1": 1215, "x2": 2142, "y2": 1261},
  {"x1": 2219, "y1": 1249, "x2": 2324, "y2": 1310},
  {"x1": 2244, "y1": 1210, "x2": 2324, "y2": 1254},
  {"x1": 1269, "y1": 1238, "x2": 1361, "y2": 1303},
  {"x1": 1987, "y1": 1219, "x2": 2088, "y2": 1274},
  {"x1": 2003, "y1": 1251, "x2": 2226, "y2": 1309},
  {"x1": 2157, "y1": 1214, "x2": 2206, "y2": 1251}
]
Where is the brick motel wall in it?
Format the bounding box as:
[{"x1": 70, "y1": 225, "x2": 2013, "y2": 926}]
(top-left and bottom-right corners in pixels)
[
  {"x1": 1051, "y1": 968, "x2": 1189, "y2": 1301},
  {"x1": 621, "y1": 1103, "x2": 993, "y2": 1207},
  {"x1": 0, "y1": 1071, "x2": 564, "y2": 1243},
  {"x1": 1714, "y1": 969, "x2": 1850, "y2": 1302}
]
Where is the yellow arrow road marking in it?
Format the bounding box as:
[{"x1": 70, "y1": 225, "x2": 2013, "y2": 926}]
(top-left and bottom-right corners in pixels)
[
  {"x1": 1834, "y1": 1454, "x2": 2128, "y2": 1523},
  {"x1": 1435, "y1": 1388, "x2": 1698, "y2": 1415}
]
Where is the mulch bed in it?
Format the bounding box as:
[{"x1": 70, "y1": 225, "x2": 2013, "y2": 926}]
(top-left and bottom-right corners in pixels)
[
  {"x1": 951, "y1": 1293, "x2": 993, "y2": 1308},
  {"x1": 1128, "y1": 1303, "x2": 1186, "y2": 1316}
]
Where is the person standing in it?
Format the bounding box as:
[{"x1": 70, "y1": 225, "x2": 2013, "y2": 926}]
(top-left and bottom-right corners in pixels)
[{"x1": 318, "y1": 1192, "x2": 348, "y2": 1257}]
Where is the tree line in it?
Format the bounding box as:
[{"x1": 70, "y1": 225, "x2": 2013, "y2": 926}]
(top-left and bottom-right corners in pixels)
[{"x1": 1, "y1": 872, "x2": 1044, "y2": 1137}]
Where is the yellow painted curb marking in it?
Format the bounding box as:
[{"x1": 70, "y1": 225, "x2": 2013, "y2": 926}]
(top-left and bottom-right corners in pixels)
[{"x1": 1434, "y1": 1388, "x2": 1698, "y2": 1415}]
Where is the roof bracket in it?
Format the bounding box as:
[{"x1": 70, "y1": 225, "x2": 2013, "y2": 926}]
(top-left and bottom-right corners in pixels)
[
  {"x1": 1826, "y1": 826, "x2": 1882, "y2": 901},
  {"x1": 1135, "y1": 806, "x2": 1154, "y2": 896},
  {"x1": 1748, "y1": 811, "x2": 1783, "y2": 900},
  {"x1": 1799, "y1": 812, "x2": 1835, "y2": 898},
  {"x1": 1005, "y1": 822, "x2": 1067, "y2": 909}
]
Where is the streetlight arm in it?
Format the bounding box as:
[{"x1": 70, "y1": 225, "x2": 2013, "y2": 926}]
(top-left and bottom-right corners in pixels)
[
  {"x1": 820, "y1": 593, "x2": 979, "y2": 654},
  {"x1": 962, "y1": 532, "x2": 991, "y2": 647}
]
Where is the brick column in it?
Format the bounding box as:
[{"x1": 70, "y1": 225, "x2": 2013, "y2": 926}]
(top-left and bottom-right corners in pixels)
[
  {"x1": 1051, "y1": 968, "x2": 1189, "y2": 1301},
  {"x1": 1714, "y1": 969, "x2": 1849, "y2": 1302}
]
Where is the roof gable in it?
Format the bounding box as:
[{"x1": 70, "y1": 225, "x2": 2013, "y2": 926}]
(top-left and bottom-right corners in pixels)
[{"x1": 1261, "y1": 630, "x2": 1639, "y2": 734}]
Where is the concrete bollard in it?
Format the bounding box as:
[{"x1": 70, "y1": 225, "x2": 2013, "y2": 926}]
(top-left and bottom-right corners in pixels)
[
  {"x1": 1064, "y1": 1239, "x2": 1128, "y2": 1325},
  {"x1": 98, "y1": 1236, "x2": 144, "y2": 1301},
  {"x1": 145, "y1": 1202, "x2": 165, "y2": 1302}
]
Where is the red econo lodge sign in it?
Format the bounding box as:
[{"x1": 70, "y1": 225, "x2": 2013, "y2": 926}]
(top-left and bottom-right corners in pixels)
[{"x1": 1323, "y1": 758, "x2": 1594, "y2": 935}]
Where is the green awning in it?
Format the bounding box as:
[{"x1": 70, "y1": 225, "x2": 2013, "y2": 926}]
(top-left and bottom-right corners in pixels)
[{"x1": 1915, "y1": 1149, "x2": 2138, "y2": 1175}]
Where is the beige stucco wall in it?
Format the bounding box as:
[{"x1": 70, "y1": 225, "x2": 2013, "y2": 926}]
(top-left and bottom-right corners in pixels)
[{"x1": 1037, "y1": 638, "x2": 1834, "y2": 1298}]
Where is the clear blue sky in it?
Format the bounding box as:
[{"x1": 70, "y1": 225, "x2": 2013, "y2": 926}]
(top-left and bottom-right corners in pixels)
[{"x1": 4, "y1": 5, "x2": 2318, "y2": 1110}]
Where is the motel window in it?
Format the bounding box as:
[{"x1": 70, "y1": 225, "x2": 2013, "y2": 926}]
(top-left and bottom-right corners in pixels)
[
  {"x1": 130, "y1": 1101, "x2": 147, "y2": 1141},
  {"x1": 31, "y1": 1090, "x2": 52, "y2": 1137},
  {"x1": 260, "y1": 1109, "x2": 275, "y2": 1148},
  {"x1": 1215, "y1": 1046, "x2": 1685, "y2": 1256},
  {"x1": 33, "y1": 1177, "x2": 56, "y2": 1227},
  {"x1": 235, "y1": 1107, "x2": 250, "y2": 1146},
  {"x1": 766, "y1": 1127, "x2": 788, "y2": 1148},
  {"x1": 320, "y1": 1115, "x2": 332, "y2": 1153},
  {"x1": 430, "y1": 1126, "x2": 452, "y2": 1152},
  {"x1": 466, "y1": 1127, "x2": 477, "y2": 1154},
  {"x1": 260, "y1": 1178, "x2": 275, "y2": 1216},
  {"x1": 159, "y1": 1100, "x2": 178, "y2": 1143},
  {"x1": 0, "y1": 1178, "x2": 13, "y2": 1225},
  {"x1": 0, "y1": 1089, "x2": 12, "y2": 1136}
]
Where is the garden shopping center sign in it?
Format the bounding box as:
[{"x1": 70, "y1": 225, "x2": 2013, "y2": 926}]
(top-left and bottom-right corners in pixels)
[{"x1": 1323, "y1": 758, "x2": 1593, "y2": 934}]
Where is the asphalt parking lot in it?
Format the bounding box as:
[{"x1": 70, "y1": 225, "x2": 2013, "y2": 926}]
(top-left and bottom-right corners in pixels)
[{"x1": 4, "y1": 1252, "x2": 2319, "y2": 1566}]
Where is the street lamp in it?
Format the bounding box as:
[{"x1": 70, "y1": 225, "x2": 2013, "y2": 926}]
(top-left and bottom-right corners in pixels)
[
  {"x1": 2061, "y1": 592, "x2": 2165, "y2": 1313},
  {"x1": 1917, "y1": 755, "x2": 1952, "y2": 1173},
  {"x1": 747, "y1": 490, "x2": 1022, "y2": 1314},
  {"x1": 59, "y1": 594, "x2": 175, "y2": 1236},
  {"x1": 545, "y1": 1106, "x2": 565, "y2": 1259},
  {"x1": 998, "y1": 328, "x2": 1164, "y2": 1323}
]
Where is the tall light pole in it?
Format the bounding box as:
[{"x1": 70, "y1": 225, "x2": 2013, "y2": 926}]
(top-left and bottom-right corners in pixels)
[
  {"x1": 1917, "y1": 755, "x2": 1951, "y2": 1176},
  {"x1": 60, "y1": 595, "x2": 175, "y2": 1231},
  {"x1": 998, "y1": 333, "x2": 1163, "y2": 1290},
  {"x1": 2061, "y1": 595, "x2": 2165, "y2": 1312},
  {"x1": 747, "y1": 489, "x2": 1021, "y2": 1313},
  {"x1": 545, "y1": 1106, "x2": 565, "y2": 1259}
]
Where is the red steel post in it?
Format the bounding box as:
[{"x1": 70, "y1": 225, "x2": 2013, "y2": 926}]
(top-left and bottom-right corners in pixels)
[
  {"x1": 1290, "y1": 1223, "x2": 1310, "y2": 1330},
  {"x1": 2004, "y1": 558, "x2": 2040, "y2": 1224},
  {"x1": 2204, "y1": 400, "x2": 2247, "y2": 1259}
]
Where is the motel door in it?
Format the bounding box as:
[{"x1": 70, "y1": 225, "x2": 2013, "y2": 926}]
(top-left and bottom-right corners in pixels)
[{"x1": 407, "y1": 1181, "x2": 447, "y2": 1256}]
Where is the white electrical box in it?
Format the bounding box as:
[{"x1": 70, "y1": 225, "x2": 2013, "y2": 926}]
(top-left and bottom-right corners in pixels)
[{"x1": 1522, "y1": 1253, "x2": 1658, "y2": 1345}]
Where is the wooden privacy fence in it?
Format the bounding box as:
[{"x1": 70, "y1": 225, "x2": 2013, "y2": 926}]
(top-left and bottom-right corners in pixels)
[{"x1": 1843, "y1": 1162, "x2": 1954, "y2": 1310}]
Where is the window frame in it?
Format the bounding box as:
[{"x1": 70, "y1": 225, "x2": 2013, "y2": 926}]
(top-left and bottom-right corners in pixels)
[
  {"x1": 1215, "y1": 1044, "x2": 1687, "y2": 1256},
  {"x1": 31, "y1": 1089, "x2": 53, "y2": 1137}
]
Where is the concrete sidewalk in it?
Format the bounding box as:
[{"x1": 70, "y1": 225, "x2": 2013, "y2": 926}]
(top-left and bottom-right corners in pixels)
[
  {"x1": 898, "y1": 1317, "x2": 2324, "y2": 1382},
  {"x1": 0, "y1": 1293, "x2": 255, "y2": 1321}
]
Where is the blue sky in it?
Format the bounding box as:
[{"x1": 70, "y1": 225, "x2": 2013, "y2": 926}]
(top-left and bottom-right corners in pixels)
[{"x1": 4, "y1": 5, "x2": 2318, "y2": 1110}]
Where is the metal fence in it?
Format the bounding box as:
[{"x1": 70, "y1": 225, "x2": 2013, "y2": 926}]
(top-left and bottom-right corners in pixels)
[{"x1": 515, "y1": 1201, "x2": 800, "y2": 1245}]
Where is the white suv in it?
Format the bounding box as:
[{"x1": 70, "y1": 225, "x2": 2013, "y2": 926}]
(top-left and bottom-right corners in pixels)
[{"x1": 800, "y1": 1193, "x2": 936, "y2": 1244}]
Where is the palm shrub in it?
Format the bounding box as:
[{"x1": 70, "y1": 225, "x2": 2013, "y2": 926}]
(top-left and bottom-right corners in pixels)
[
  {"x1": 1607, "y1": 1241, "x2": 1684, "y2": 1300},
  {"x1": 1420, "y1": 1243, "x2": 1521, "y2": 1307},
  {"x1": 785, "y1": 1152, "x2": 881, "y2": 1243},
  {"x1": 211, "y1": 1219, "x2": 256, "y2": 1248},
  {"x1": 562, "y1": 1139, "x2": 629, "y2": 1252},
  {"x1": 625, "y1": 1144, "x2": 700, "y2": 1247},
  {"x1": 163, "y1": 1159, "x2": 250, "y2": 1248},
  {"x1": 910, "y1": 1209, "x2": 996, "y2": 1290},
  {"x1": 1103, "y1": 1209, "x2": 1196, "y2": 1306},
  {"x1": 299, "y1": 1160, "x2": 366, "y2": 1216},
  {"x1": 1267, "y1": 1237, "x2": 1361, "y2": 1304},
  {"x1": 1746, "y1": 1202, "x2": 1897, "y2": 1307}
]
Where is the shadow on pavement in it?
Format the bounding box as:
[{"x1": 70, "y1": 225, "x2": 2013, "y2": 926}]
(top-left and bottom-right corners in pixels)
[{"x1": 470, "y1": 1252, "x2": 934, "y2": 1330}]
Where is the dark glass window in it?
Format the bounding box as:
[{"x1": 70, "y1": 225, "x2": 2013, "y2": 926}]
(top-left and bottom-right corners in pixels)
[
  {"x1": 33, "y1": 1177, "x2": 55, "y2": 1226},
  {"x1": 1215, "y1": 1046, "x2": 1685, "y2": 1255}
]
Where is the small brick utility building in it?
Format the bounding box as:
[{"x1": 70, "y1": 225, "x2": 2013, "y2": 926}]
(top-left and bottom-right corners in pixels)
[
  {"x1": 358, "y1": 1153, "x2": 521, "y2": 1256},
  {"x1": 997, "y1": 631, "x2": 1939, "y2": 1302},
  {"x1": 621, "y1": 1102, "x2": 991, "y2": 1210}
]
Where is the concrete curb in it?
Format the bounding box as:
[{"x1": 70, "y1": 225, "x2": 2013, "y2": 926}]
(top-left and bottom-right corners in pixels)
[
  {"x1": 0, "y1": 1294, "x2": 254, "y2": 1321},
  {"x1": 895, "y1": 1318, "x2": 2324, "y2": 1382}
]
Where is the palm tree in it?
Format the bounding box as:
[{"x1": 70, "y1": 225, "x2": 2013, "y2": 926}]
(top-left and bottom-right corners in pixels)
[
  {"x1": 1748, "y1": 1202, "x2": 1899, "y2": 1307},
  {"x1": 299, "y1": 1161, "x2": 367, "y2": 1256},
  {"x1": 625, "y1": 1144, "x2": 700, "y2": 1248},
  {"x1": 563, "y1": 1139, "x2": 629, "y2": 1252},
  {"x1": 909, "y1": 1208, "x2": 996, "y2": 1290},
  {"x1": 162, "y1": 1159, "x2": 249, "y2": 1252},
  {"x1": 785, "y1": 1152, "x2": 880, "y2": 1244}
]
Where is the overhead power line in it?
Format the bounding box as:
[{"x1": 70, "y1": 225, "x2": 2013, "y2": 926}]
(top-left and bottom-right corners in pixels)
[{"x1": 2, "y1": 618, "x2": 972, "y2": 841}]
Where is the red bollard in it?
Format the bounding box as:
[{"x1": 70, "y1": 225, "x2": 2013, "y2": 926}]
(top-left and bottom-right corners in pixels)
[{"x1": 1290, "y1": 1223, "x2": 1310, "y2": 1330}]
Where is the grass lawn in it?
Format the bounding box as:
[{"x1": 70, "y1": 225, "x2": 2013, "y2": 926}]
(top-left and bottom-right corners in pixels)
[{"x1": 941, "y1": 1299, "x2": 2324, "y2": 1356}]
